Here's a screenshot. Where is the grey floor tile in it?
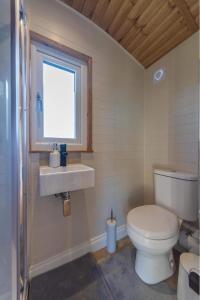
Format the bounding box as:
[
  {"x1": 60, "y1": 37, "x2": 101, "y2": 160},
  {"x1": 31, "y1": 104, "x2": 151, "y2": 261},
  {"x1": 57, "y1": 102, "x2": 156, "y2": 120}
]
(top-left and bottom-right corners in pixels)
[
  {"x1": 68, "y1": 279, "x2": 113, "y2": 300},
  {"x1": 29, "y1": 253, "x2": 111, "y2": 300},
  {"x1": 98, "y1": 246, "x2": 177, "y2": 300},
  {"x1": 100, "y1": 245, "x2": 135, "y2": 276},
  {"x1": 29, "y1": 246, "x2": 177, "y2": 300}
]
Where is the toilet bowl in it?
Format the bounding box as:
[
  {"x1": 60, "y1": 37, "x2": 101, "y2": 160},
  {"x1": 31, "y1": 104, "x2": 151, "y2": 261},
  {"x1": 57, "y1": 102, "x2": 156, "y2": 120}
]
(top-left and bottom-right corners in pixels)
[{"x1": 127, "y1": 205, "x2": 179, "y2": 284}]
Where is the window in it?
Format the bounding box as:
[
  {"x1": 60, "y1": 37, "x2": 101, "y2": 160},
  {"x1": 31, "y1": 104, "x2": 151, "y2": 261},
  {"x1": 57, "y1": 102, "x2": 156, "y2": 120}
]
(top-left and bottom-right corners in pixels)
[
  {"x1": 43, "y1": 61, "x2": 76, "y2": 139},
  {"x1": 30, "y1": 33, "x2": 92, "y2": 152}
]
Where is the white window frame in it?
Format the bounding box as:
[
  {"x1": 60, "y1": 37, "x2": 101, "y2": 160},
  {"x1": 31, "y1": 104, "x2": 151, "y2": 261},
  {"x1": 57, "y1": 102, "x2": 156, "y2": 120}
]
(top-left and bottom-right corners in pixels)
[{"x1": 30, "y1": 36, "x2": 92, "y2": 152}]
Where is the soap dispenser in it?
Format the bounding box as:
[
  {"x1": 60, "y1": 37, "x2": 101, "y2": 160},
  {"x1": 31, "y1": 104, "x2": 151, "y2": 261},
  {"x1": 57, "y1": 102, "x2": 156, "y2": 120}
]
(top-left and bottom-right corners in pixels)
[{"x1": 49, "y1": 143, "x2": 60, "y2": 168}]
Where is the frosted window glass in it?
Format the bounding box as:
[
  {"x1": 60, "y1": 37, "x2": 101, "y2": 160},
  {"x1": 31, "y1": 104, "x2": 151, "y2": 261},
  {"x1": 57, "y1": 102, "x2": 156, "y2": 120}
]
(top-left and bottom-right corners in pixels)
[{"x1": 43, "y1": 61, "x2": 76, "y2": 139}]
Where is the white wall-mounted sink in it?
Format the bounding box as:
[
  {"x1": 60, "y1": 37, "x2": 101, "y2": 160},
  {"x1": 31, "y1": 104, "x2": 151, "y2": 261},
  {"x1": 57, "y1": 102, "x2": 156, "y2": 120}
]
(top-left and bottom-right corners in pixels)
[{"x1": 40, "y1": 164, "x2": 95, "y2": 197}]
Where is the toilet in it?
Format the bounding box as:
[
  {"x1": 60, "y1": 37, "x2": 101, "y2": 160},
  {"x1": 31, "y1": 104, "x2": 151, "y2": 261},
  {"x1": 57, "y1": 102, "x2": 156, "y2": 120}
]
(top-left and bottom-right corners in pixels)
[{"x1": 127, "y1": 169, "x2": 198, "y2": 285}]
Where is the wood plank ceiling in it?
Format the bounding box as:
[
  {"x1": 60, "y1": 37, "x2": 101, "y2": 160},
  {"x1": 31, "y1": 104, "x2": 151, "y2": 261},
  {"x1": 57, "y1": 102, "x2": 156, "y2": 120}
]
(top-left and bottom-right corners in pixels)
[{"x1": 60, "y1": 0, "x2": 199, "y2": 68}]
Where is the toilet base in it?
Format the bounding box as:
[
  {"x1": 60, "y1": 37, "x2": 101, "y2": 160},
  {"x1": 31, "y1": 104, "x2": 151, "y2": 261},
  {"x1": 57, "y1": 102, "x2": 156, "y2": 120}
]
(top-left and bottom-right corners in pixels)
[{"x1": 135, "y1": 249, "x2": 175, "y2": 284}]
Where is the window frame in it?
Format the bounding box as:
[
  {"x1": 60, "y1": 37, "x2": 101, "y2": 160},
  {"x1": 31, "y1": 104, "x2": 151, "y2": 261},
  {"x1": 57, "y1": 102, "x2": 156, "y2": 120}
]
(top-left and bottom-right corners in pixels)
[{"x1": 30, "y1": 32, "x2": 93, "y2": 153}]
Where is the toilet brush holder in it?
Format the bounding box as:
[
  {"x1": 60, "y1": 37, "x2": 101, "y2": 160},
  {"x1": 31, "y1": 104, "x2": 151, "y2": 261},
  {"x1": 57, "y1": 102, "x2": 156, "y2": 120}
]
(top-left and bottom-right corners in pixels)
[{"x1": 106, "y1": 210, "x2": 117, "y2": 253}]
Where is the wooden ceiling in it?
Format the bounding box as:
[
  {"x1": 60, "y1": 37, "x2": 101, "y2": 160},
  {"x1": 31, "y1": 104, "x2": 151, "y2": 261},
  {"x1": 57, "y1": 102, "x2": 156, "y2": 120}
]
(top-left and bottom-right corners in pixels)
[{"x1": 60, "y1": 0, "x2": 199, "y2": 68}]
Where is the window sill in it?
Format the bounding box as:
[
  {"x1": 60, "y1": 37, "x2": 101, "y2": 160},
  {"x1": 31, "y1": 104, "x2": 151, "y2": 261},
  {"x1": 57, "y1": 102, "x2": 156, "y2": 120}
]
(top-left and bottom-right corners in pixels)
[{"x1": 29, "y1": 149, "x2": 94, "y2": 153}]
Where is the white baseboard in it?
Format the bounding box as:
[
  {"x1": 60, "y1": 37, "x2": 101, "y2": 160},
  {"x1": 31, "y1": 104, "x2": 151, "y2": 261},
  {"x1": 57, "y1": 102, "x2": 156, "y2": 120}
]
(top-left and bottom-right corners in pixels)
[
  {"x1": 29, "y1": 224, "x2": 127, "y2": 279},
  {"x1": 29, "y1": 241, "x2": 91, "y2": 279}
]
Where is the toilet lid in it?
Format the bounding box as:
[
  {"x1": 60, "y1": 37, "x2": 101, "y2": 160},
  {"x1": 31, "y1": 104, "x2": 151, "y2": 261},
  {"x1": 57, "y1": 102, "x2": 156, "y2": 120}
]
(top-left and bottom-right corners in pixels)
[{"x1": 127, "y1": 205, "x2": 179, "y2": 240}]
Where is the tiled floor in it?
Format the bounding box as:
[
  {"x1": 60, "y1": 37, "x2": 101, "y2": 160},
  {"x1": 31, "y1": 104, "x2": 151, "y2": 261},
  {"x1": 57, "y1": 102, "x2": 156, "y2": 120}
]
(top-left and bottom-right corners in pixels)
[{"x1": 29, "y1": 245, "x2": 178, "y2": 300}]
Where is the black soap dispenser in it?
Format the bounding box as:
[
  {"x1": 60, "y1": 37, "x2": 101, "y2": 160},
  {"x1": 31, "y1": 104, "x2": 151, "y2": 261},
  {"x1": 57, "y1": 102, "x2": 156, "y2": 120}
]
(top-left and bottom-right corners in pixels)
[{"x1": 60, "y1": 144, "x2": 68, "y2": 167}]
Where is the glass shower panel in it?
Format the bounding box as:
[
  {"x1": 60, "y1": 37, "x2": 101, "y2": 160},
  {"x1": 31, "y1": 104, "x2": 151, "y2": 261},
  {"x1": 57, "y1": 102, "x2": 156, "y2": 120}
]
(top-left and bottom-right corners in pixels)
[{"x1": 0, "y1": 0, "x2": 19, "y2": 299}]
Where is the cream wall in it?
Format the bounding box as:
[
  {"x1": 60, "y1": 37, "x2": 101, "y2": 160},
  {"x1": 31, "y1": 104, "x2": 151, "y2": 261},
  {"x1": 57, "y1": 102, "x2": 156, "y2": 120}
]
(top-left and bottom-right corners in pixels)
[
  {"x1": 27, "y1": 0, "x2": 144, "y2": 266},
  {"x1": 144, "y1": 32, "x2": 199, "y2": 203}
]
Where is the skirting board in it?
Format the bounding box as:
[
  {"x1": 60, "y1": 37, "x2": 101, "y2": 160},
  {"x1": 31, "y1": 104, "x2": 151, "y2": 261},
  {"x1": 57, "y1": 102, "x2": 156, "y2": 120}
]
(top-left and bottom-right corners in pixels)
[{"x1": 29, "y1": 224, "x2": 127, "y2": 278}]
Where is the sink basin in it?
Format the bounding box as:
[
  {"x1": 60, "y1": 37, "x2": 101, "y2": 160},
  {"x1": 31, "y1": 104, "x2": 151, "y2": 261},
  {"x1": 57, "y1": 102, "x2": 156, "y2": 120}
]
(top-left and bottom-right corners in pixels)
[{"x1": 40, "y1": 164, "x2": 95, "y2": 196}]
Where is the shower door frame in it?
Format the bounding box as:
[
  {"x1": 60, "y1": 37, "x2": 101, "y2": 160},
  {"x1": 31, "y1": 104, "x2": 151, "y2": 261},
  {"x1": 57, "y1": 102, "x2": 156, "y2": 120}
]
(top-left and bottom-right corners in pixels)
[
  {"x1": 18, "y1": 0, "x2": 30, "y2": 299},
  {"x1": 10, "y1": 0, "x2": 28, "y2": 299},
  {"x1": 11, "y1": 0, "x2": 19, "y2": 298},
  {"x1": 11, "y1": 0, "x2": 20, "y2": 298}
]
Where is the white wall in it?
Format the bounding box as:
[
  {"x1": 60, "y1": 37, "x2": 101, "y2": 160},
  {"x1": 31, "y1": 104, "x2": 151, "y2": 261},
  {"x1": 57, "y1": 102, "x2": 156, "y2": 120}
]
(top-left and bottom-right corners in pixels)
[
  {"x1": 144, "y1": 32, "x2": 199, "y2": 203},
  {"x1": 27, "y1": 0, "x2": 144, "y2": 268}
]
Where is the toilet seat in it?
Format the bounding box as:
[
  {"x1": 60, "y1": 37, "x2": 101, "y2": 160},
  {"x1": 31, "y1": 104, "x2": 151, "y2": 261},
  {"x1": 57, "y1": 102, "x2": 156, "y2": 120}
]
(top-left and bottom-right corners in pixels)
[
  {"x1": 127, "y1": 225, "x2": 178, "y2": 255},
  {"x1": 127, "y1": 205, "x2": 179, "y2": 240}
]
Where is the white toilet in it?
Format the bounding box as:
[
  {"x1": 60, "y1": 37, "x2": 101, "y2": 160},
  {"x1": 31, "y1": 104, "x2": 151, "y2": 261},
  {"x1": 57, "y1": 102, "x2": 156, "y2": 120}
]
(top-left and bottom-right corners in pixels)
[{"x1": 127, "y1": 169, "x2": 198, "y2": 285}]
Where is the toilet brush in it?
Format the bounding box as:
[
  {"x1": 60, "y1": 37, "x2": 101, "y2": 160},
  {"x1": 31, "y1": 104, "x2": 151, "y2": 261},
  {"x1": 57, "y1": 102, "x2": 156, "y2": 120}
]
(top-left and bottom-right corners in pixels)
[{"x1": 106, "y1": 209, "x2": 117, "y2": 253}]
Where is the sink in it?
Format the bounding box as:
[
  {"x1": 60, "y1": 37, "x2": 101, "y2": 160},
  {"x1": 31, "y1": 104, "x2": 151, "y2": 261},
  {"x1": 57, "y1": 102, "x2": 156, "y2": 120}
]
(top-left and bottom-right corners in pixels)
[{"x1": 40, "y1": 164, "x2": 95, "y2": 196}]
